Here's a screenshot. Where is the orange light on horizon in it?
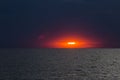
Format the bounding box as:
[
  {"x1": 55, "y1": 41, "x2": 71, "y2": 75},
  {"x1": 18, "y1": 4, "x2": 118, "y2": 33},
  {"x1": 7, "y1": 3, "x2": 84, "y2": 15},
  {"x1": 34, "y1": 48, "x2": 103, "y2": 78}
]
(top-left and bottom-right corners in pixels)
[
  {"x1": 43, "y1": 36, "x2": 101, "y2": 48},
  {"x1": 34, "y1": 32, "x2": 103, "y2": 48},
  {"x1": 67, "y1": 42, "x2": 76, "y2": 45}
]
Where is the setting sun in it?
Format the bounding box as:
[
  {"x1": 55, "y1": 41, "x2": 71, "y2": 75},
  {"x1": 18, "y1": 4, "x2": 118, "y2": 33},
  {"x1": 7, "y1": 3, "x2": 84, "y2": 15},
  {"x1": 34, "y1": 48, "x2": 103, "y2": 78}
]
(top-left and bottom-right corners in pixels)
[
  {"x1": 42, "y1": 36, "x2": 101, "y2": 48},
  {"x1": 67, "y1": 42, "x2": 76, "y2": 45},
  {"x1": 35, "y1": 34, "x2": 102, "y2": 48}
]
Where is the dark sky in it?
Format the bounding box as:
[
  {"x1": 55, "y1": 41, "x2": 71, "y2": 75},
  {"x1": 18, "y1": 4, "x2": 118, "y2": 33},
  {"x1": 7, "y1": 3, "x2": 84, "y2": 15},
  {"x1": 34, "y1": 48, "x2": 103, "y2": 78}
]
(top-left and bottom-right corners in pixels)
[{"x1": 1, "y1": 0, "x2": 120, "y2": 48}]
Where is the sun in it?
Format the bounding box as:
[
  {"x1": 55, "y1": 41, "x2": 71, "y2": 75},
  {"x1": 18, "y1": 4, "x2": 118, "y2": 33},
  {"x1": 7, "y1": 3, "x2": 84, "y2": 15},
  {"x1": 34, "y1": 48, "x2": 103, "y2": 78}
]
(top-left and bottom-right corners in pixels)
[
  {"x1": 67, "y1": 42, "x2": 76, "y2": 45},
  {"x1": 65, "y1": 41, "x2": 78, "y2": 48},
  {"x1": 38, "y1": 35, "x2": 102, "y2": 48}
]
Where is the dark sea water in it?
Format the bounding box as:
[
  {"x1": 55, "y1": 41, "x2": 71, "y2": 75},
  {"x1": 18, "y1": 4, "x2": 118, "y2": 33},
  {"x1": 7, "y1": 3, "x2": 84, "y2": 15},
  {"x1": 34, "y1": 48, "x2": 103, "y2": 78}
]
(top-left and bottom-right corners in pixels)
[{"x1": 0, "y1": 49, "x2": 120, "y2": 80}]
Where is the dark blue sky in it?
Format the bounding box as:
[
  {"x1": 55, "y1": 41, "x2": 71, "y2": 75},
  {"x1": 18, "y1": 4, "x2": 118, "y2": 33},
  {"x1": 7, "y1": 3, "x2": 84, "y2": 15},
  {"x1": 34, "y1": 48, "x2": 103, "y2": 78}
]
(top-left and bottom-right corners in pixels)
[{"x1": 1, "y1": 0, "x2": 120, "y2": 48}]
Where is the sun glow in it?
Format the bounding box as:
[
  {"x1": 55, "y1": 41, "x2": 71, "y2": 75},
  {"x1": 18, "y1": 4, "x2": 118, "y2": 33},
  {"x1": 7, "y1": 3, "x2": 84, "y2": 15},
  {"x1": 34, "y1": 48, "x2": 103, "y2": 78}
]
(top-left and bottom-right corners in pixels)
[
  {"x1": 43, "y1": 35, "x2": 101, "y2": 48},
  {"x1": 67, "y1": 42, "x2": 76, "y2": 45},
  {"x1": 35, "y1": 32, "x2": 102, "y2": 48}
]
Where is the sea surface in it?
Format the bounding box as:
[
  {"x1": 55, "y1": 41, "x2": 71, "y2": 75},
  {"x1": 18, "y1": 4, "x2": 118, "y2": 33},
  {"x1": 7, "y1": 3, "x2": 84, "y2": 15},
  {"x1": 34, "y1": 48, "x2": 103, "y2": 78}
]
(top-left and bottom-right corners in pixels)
[{"x1": 0, "y1": 49, "x2": 120, "y2": 80}]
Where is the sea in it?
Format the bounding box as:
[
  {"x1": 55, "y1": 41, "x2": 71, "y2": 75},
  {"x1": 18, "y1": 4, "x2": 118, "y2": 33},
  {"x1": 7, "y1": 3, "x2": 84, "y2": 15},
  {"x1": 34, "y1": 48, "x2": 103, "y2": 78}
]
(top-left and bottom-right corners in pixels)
[{"x1": 0, "y1": 49, "x2": 120, "y2": 80}]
